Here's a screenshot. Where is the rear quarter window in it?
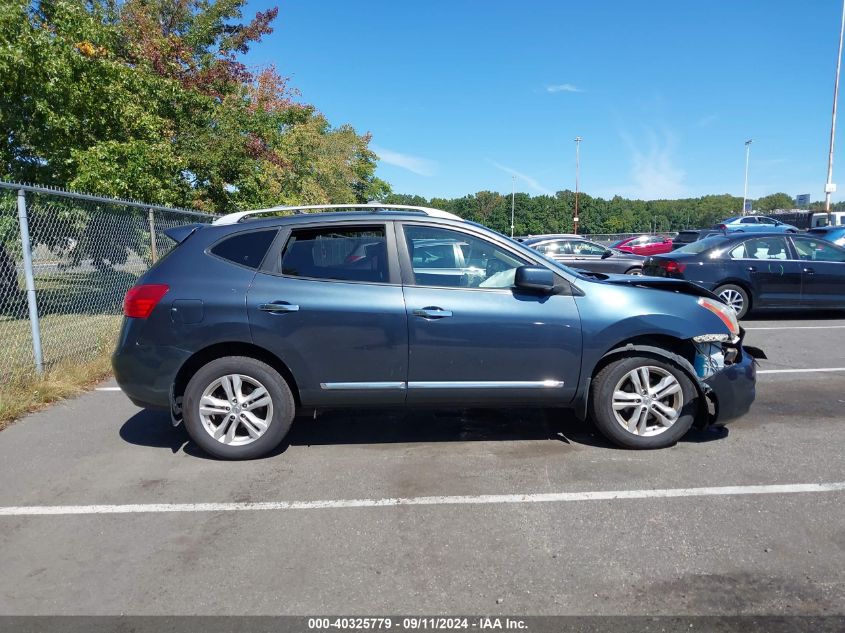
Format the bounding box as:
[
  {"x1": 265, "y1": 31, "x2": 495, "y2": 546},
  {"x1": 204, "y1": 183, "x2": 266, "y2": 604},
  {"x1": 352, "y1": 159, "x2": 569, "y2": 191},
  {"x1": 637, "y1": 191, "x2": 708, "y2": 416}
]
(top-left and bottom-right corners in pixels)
[{"x1": 210, "y1": 229, "x2": 277, "y2": 269}]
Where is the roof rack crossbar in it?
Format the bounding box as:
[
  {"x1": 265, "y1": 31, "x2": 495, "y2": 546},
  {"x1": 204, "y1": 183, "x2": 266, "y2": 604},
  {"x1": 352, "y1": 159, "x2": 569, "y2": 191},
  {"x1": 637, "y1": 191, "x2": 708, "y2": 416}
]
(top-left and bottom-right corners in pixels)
[{"x1": 212, "y1": 203, "x2": 461, "y2": 225}]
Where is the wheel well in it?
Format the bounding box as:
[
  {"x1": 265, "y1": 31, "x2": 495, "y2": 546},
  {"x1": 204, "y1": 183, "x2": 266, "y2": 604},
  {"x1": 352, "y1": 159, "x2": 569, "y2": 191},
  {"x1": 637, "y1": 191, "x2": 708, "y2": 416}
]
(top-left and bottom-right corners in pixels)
[
  {"x1": 592, "y1": 334, "x2": 694, "y2": 379},
  {"x1": 172, "y1": 342, "x2": 301, "y2": 407}
]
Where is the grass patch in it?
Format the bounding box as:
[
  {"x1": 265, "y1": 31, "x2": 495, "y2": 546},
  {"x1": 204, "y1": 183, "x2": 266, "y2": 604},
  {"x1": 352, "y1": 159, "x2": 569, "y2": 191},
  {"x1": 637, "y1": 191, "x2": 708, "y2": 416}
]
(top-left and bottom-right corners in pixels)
[{"x1": 0, "y1": 339, "x2": 116, "y2": 431}]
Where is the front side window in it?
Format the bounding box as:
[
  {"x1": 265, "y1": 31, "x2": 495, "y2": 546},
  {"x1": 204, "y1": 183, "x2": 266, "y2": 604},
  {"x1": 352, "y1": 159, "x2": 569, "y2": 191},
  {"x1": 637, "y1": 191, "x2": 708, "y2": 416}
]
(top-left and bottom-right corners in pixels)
[
  {"x1": 730, "y1": 237, "x2": 789, "y2": 260},
  {"x1": 281, "y1": 226, "x2": 388, "y2": 283},
  {"x1": 210, "y1": 229, "x2": 277, "y2": 269},
  {"x1": 404, "y1": 225, "x2": 527, "y2": 289},
  {"x1": 792, "y1": 238, "x2": 845, "y2": 263},
  {"x1": 757, "y1": 216, "x2": 777, "y2": 225}
]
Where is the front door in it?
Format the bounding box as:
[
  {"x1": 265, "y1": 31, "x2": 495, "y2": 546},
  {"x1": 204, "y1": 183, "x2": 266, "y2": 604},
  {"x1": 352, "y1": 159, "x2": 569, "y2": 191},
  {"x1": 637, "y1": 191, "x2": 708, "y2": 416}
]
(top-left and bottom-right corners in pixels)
[
  {"x1": 791, "y1": 236, "x2": 845, "y2": 307},
  {"x1": 398, "y1": 223, "x2": 583, "y2": 405},
  {"x1": 248, "y1": 223, "x2": 408, "y2": 406}
]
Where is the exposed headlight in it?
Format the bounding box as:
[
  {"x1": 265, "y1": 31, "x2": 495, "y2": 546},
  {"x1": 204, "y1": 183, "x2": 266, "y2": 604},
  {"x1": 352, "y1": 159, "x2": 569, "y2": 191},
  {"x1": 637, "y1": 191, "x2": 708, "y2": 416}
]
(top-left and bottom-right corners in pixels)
[
  {"x1": 697, "y1": 297, "x2": 740, "y2": 337},
  {"x1": 693, "y1": 333, "x2": 730, "y2": 342}
]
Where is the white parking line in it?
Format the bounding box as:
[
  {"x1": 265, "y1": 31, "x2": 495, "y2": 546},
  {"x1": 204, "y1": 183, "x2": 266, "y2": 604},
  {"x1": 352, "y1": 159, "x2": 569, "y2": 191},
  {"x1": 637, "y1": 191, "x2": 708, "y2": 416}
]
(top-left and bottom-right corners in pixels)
[
  {"x1": 757, "y1": 368, "x2": 845, "y2": 374},
  {"x1": 94, "y1": 387, "x2": 122, "y2": 392},
  {"x1": 745, "y1": 325, "x2": 845, "y2": 331},
  {"x1": 1, "y1": 482, "x2": 843, "y2": 517}
]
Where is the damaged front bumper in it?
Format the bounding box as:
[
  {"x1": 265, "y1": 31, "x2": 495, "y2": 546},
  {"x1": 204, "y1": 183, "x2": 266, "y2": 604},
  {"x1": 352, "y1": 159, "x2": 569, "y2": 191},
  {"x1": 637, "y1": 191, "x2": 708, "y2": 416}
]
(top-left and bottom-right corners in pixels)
[{"x1": 698, "y1": 334, "x2": 757, "y2": 425}]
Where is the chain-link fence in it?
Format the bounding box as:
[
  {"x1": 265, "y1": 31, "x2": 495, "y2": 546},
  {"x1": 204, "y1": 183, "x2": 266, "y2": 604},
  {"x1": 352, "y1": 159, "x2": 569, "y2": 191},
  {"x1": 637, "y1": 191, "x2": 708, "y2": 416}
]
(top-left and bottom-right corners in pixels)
[{"x1": 0, "y1": 182, "x2": 215, "y2": 385}]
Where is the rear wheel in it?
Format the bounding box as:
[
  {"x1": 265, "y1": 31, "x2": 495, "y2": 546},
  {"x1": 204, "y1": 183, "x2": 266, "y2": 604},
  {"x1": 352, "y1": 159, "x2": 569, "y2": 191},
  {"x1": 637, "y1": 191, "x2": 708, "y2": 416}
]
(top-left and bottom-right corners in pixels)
[
  {"x1": 625, "y1": 267, "x2": 643, "y2": 276},
  {"x1": 589, "y1": 355, "x2": 698, "y2": 449},
  {"x1": 183, "y1": 356, "x2": 295, "y2": 459},
  {"x1": 714, "y1": 283, "x2": 750, "y2": 319}
]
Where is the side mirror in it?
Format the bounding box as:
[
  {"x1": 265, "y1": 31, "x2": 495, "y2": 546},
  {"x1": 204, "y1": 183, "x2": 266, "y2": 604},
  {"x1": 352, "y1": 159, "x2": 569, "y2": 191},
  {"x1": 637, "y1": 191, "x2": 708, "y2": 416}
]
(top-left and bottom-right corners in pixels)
[
  {"x1": 600, "y1": 250, "x2": 613, "y2": 259},
  {"x1": 514, "y1": 266, "x2": 555, "y2": 293}
]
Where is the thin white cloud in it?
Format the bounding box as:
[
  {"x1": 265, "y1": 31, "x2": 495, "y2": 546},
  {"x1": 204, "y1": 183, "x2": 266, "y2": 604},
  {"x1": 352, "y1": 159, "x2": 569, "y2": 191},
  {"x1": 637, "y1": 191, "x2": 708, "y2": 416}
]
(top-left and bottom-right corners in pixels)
[
  {"x1": 546, "y1": 83, "x2": 584, "y2": 94},
  {"x1": 696, "y1": 114, "x2": 717, "y2": 127},
  {"x1": 488, "y1": 160, "x2": 554, "y2": 196},
  {"x1": 372, "y1": 146, "x2": 437, "y2": 177},
  {"x1": 613, "y1": 128, "x2": 688, "y2": 199}
]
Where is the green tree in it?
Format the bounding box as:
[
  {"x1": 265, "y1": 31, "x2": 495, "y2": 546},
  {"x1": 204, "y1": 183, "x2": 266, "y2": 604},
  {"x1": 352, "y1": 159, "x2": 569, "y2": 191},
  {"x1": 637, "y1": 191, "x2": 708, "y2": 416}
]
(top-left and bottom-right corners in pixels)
[{"x1": 754, "y1": 193, "x2": 795, "y2": 212}]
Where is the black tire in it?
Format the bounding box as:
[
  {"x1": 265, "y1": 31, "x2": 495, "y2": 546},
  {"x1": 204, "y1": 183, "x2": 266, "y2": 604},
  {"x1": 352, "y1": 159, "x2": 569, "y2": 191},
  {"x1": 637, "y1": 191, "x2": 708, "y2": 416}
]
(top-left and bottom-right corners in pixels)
[
  {"x1": 183, "y1": 356, "x2": 295, "y2": 459},
  {"x1": 714, "y1": 283, "x2": 750, "y2": 319},
  {"x1": 589, "y1": 354, "x2": 698, "y2": 449},
  {"x1": 625, "y1": 266, "x2": 643, "y2": 276}
]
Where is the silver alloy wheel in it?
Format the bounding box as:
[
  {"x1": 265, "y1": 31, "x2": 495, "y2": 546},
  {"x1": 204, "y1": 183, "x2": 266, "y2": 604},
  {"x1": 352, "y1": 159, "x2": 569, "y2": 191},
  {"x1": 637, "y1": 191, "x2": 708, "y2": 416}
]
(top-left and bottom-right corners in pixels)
[
  {"x1": 718, "y1": 288, "x2": 744, "y2": 315},
  {"x1": 198, "y1": 374, "x2": 273, "y2": 446},
  {"x1": 611, "y1": 366, "x2": 684, "y2": 437},
  {"x1": 627, "y1": 268, "x2": 643, "y2": 276}
]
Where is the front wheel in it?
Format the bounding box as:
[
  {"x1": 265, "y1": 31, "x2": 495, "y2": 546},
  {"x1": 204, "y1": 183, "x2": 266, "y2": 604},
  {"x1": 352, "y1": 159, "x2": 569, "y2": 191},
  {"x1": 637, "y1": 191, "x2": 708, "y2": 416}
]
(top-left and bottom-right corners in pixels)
[
  {"x1": 714, "y1": 283, "x2": 750, "y2": 319},
  {"x1": 589, "y1": 355, "x2": 698, "y2": 449},
  {"x1": 183, "y1": 356, "x2": 295, "y2": 459}
]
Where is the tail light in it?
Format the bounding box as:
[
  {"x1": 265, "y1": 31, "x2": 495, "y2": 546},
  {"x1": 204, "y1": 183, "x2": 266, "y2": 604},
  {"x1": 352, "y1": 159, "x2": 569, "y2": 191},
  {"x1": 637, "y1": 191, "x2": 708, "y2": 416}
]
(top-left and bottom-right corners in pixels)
[
  {"x1": 659, "y1": 260, "x2": 686, "y2": 274},
  {"x1": 123, "y1": 284, "x2": 169, "y2": 318},
  {"x1": 717, "y1": 223, "x2": 727, "y2": 231}
]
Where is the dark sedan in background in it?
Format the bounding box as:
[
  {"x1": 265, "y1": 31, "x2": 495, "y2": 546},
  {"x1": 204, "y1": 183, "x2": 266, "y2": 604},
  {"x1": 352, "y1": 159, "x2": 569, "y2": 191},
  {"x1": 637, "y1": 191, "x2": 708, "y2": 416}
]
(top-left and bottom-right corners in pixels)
[
  {"x1": 643, "y1": 232, "x2": 845, "y2": 318},
  {"x1": 522, "y1": 234, "x2": 645, "y2": 275}
]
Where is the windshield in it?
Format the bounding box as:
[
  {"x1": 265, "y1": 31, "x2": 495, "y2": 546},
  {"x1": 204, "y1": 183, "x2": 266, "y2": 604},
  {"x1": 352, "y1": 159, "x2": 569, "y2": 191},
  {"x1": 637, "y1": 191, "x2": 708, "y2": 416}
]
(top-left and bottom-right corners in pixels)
[{"x1": 672, "y1": 235, "x2": 729, "y2": 254}]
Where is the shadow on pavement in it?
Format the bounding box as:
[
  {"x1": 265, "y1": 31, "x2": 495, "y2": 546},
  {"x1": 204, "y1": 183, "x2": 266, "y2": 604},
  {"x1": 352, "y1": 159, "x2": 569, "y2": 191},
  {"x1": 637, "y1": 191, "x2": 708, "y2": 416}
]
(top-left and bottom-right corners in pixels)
[
  {"x1": 741, "y1": 309, "x2": 845, "y2": 322},
  {"x1": 119, "y1": 406, "x2": 729, "y2": 460}
]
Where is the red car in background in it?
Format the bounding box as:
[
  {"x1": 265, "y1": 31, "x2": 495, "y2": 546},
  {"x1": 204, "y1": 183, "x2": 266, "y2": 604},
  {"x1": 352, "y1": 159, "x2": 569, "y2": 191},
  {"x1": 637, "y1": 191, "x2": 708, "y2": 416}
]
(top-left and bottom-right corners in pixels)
[{"x1": 611, "y1": 235, "x2": 674, "y2": 256}]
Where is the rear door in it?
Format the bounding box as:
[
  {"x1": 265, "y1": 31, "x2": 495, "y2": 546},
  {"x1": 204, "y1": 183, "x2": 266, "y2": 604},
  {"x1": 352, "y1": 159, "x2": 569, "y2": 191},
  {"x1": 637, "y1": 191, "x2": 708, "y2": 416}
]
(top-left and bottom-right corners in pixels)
[
  {"x1": 248, "y1": 222, "x2": 409, "y2": 406},
  {"x1": 398, "y1": 222, "x2": 583, "y2": 405},
  {"x1": 725, "y1": 236, "x2": 802, "y2": 306},
  {"x1": 790, "y1": 236, "x2": 845, "y2": 307}
]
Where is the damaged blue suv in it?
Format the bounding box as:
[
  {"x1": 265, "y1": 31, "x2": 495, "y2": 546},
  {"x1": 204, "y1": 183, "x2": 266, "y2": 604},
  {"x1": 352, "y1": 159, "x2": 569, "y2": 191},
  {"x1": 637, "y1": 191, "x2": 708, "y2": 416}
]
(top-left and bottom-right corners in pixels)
[{"x1": 113, "y1": 204, "x2": 756, "y2": 459}]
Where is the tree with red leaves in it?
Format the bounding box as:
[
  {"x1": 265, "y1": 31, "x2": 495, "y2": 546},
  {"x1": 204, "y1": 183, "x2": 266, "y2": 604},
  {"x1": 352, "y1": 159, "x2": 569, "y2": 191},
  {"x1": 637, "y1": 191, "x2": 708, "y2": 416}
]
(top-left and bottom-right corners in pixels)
[{"x1": 0, "y1": 0, "x2": 390, "y2": 211}]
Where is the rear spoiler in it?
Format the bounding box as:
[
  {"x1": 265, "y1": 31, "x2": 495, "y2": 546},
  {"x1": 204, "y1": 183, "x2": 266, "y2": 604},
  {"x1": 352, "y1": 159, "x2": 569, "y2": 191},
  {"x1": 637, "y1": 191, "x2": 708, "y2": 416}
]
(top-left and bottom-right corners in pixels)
[{"x1": 163, "y1": 224, "x2": 204, "y2": 244}]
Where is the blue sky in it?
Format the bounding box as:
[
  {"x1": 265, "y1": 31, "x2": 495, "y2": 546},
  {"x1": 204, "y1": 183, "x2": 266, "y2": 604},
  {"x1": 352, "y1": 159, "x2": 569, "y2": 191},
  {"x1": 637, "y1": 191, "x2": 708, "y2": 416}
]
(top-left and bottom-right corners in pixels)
[{"x1": 244, "y1": 0, "x2": 845, "y2": 202}]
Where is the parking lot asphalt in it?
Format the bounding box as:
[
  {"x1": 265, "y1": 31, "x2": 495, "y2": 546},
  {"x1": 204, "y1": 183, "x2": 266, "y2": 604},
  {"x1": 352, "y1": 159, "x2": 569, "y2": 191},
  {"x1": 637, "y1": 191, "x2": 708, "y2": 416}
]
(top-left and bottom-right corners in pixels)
[{"x1": 0, "y1": 313, "x2": 844, "y2": 616}]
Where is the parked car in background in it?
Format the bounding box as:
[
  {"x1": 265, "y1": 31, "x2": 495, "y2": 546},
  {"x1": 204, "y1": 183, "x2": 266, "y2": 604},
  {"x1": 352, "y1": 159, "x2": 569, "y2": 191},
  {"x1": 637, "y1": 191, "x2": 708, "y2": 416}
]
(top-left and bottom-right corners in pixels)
[
  {"x1": 811, "y1": 211, "x2": 845, "y2": 227},
  {"x1": 522, "y1": 234, "x2": 645, "y2": 275},
  {"x1": 611, "y1": 235, "x2": 674, "y2": 256},
  {"x1": 112, "y1": 204, "x2": 755, "y2": 458},
  {"x1": 643, "y1": 232, "x2": 845, "y2": 318},
  {"x1": 715, "y1": 216, "x2": 799, "y2": 233},
  {"x1": 671, "y1": 229, "x2": 722, "y2": 250},
  {"x1": 808, "y1": 226, "x2": 845, "y2": 247}
]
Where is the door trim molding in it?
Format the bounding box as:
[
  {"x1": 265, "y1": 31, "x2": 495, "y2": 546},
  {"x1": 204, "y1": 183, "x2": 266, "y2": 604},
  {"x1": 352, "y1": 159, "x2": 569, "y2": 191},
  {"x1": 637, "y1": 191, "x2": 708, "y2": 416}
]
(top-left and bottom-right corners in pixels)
[
  {"x1": 408, "y1": 380, "x2": 564, "y2": 389},
  {"x1": 320, "y1": 380, "x2": 564, "y2": 391},
  {"x1": 320, "y1": 382, "x2": 406, "y2": 390}
]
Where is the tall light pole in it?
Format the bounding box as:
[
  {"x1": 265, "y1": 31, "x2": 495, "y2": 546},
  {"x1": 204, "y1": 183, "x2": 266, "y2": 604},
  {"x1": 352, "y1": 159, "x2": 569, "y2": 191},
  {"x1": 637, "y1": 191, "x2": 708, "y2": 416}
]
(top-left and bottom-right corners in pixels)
[
  {"x1": 825, "y1": 0, "x2": 845, "y2": 220},
  {"x1": 510, "y1": 175, "x2": 516, "y2": 238},
  {"x1": 742, "y1": 139, "x2": 753, "y2": 215},
  {"x1": 574, "y1": 136, "x2": 582, "y2": 234}
]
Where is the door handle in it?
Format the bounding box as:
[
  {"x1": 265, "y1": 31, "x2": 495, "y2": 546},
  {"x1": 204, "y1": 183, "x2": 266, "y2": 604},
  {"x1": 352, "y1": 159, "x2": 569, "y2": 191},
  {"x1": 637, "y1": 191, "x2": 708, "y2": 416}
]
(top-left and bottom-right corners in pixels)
[
  {"x1": 413, "y1": 307, "x2": 453, "y2": 319},
  {"x1": 259, "y1": 302, "x2": 300, "y2": 313},
  {"x1": 803, "y1": 267, "x2": 815, "y2": 275}
]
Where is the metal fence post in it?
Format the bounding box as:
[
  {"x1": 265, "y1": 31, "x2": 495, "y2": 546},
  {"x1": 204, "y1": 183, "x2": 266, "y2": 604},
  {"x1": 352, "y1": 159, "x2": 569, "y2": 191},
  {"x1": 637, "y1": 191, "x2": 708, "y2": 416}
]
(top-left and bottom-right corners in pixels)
[
  {"x1": 148, "y1": 208, "x2": 158, "y2": 264},
  {"x1": 16, "y1": 189, "x2": 44, "y2": 374}
]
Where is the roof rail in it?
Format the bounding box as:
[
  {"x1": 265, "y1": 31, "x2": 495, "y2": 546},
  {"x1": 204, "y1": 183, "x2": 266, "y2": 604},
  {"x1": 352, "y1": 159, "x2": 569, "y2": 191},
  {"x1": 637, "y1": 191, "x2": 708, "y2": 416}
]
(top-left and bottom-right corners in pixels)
[{"x1": 212, "y1": 203, "x2": 462, "y2": 226}]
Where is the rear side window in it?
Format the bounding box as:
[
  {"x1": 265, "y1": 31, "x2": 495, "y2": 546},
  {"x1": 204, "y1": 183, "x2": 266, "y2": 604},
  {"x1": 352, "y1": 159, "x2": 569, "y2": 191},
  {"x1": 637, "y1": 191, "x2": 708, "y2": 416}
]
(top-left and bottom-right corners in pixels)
[
  {"x1": 281, "y1": 226, "x2": 388, "y2": 283},
  {"x1": 730, "y1": 237, "x2": 789, "y2": 260},
  {"x1": 211, "y1": 229, "x2": 277, "y2": 269}
]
